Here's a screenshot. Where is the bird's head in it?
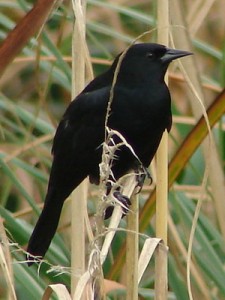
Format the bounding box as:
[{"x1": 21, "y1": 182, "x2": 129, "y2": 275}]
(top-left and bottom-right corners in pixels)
[{"x1": 111, "y1": 43, "x2": 192, "y2": 85}]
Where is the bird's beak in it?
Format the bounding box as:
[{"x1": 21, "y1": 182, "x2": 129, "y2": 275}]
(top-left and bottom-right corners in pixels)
[{"x1": 161, "y1": 48, "x2": 193, "y2": 63}]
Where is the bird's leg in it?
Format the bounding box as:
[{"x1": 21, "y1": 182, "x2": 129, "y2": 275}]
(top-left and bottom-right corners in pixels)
[
  {"x1": 103, "y1": 181, "x2": 115, "y2": 219},
  {"x1": 104, "y1": 182, "x2": 131, "y2": 219},
  {"x1": 113, "y1": 190, "x2": 131, "y2": 215},
  {"x1": 103, "y1": 166, "x2": 152, "y2": 219},
  {"x1": 104, "y1": 190, "x2": 131, "y2": 219},
  {"x1": 135, "y1": 165, "x2": 152, "y2": 194}
]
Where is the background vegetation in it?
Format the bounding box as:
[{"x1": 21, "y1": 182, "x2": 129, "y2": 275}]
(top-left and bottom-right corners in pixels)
[{"x1": 0, "y1": 0, "x2": 225, "y2": 299}]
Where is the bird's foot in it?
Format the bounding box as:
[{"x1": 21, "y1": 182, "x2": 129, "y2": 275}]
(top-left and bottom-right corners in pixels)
[
  {"x1": 104, "y1": 190, "x2": 131, "y2": 219},
  {"x1": 135, "y1": 166, "x2": 152, "y2": 194}
]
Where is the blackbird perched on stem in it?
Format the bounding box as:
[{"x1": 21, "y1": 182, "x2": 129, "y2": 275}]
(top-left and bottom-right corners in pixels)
[{"x1": 27, "y1": 43, "x2": 192, "y2": 265}]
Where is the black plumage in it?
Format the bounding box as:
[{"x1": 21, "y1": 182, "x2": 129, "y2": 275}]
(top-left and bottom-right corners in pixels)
[{"x1": 27, "y1": 43, "x2": 191, "y2": 264}]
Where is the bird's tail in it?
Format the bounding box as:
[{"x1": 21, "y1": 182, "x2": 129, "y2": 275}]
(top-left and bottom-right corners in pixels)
[{"x1": 26, "y1": 193, "x2": 64, "y2": 266}]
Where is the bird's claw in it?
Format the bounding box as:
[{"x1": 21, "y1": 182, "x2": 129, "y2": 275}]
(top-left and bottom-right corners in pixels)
[
  {"x1": 104, "y1": 190, "x2": 131, "y2": 219},
  {"x1": 135, "y1": 167, "x2": 152, "y2": 194}
]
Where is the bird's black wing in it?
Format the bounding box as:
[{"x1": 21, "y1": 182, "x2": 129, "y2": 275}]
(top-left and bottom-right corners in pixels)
[
  {"x1": 51, "y1": 87, "x2": 111, "y2": 189},
  {"x1": 27, "y1": 86, "x2": 110, "y2": 262}
]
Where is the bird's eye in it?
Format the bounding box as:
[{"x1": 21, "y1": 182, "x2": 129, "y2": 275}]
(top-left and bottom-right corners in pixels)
[{"x1": 146, "y1": 52, "x2": 154, "y2": 58}]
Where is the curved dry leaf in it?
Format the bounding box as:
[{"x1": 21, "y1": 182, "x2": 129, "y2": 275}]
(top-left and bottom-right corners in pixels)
[{"x1": 42, "y1": 284, "x2": 71, "y2": 300}]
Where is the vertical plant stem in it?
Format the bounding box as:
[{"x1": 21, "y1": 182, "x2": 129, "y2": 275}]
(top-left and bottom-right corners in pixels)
[
  {"x1": 155, "y1": 0, "x2": 169, "y2": 299},
  {"x1": 71, "y1": 0, "x2": 87, "y2": 297},
  {"x1": 126, "y1": 192, "x2": 139, "y2": 300}
]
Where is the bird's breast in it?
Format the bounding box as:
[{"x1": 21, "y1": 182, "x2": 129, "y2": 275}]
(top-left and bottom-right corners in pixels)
[{"x1": 110, "y1": 86, "x2": 170, "y2": 131}]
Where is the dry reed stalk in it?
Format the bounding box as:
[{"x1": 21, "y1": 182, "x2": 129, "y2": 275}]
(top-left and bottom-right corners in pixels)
[
  {"x1": 103, "y1": 42, "x2": 140, "y2": 299},
  {"x1": 155, "y1": 0, "x2": 169, "y2": 299},
  {"x1": 100, "y1": 129, "x2": 136, "y2": 298},
  {"x1": 97, "y1": 42, "x2": 141, "y2": 298},
  {"x1": 71, "y1": 0, "x2": 89, "y2": 297},
  {"x1": 126, "y1": 192, "x2": 139, "y2": 300}
]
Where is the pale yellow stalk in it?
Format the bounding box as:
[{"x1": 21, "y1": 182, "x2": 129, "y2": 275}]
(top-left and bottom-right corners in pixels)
[
  {"x1": 126, "y1": 193, "x2": 139, "y2": 300},
  {"x1": 155, "y1": 0, "x2": 169, "y2": 299},
  {"x1": 71, "y1": 0, "x2": 88, "y2": 297}
]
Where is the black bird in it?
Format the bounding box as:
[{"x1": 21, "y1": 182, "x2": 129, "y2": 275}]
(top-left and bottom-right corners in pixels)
[{"x1": 27, "y1": 43, "x2": 191, "y2": 264}]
